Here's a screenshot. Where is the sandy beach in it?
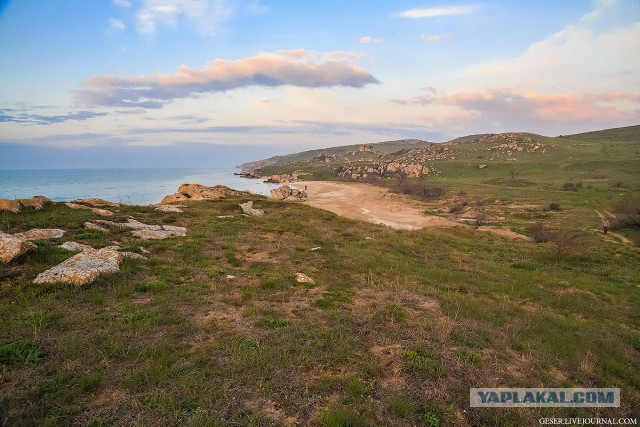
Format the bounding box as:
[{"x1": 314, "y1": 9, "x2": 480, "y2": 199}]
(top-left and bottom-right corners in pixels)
[
  {"x1": 291, "y1": 180, "x2": 531, "y2": 240},
  {"x1": 290, "y1": 181, "x2": 462, "y2": 231}
]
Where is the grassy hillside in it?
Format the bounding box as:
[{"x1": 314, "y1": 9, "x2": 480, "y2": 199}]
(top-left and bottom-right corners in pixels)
[
  {"x1": 1, "y1": 195, "x2": 640, "y2": 426},
  {"x1": 1, "y1": 125, "x2": 639, "y2": 426}
]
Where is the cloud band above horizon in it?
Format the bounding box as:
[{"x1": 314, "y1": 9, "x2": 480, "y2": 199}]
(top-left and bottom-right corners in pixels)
[{"x1": 73, "y1": 50, "x2": 379, "y2": 108}]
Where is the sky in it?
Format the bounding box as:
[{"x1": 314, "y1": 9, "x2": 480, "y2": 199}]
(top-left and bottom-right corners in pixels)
[{"x1": 0, "y1": 0, "x2": 639, "y2": 167}]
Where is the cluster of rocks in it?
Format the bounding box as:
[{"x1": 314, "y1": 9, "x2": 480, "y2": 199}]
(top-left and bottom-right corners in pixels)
[
  {"x1": 235, "y1": 169, "x2": 261, "y2": 179},
  {"x1": 0, "y1": 228, "x2": 66, "y2": 263},
  {"x1": 313, "y1": 153, "x2": 337, "y2": 162},
  {"x1": 270, "y1": 185, "x2": 307, "y2": 201},
  {"x1": 161, "y1": 184, "x2": 238, "y2": 204},
  {"x1": 264, "y1": 173, "x2": 299, "y2": 184},
  {"x1": 336, "y1": 161, "x2": 429, "y2": 180},
  {"x1": 0, "y1": 195, "x2": 51, "y2": 213}
]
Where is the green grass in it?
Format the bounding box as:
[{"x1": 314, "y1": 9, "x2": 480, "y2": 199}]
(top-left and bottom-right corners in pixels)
[{"x1": 1, "y1": 127, "x2": 639, "y2": 425}]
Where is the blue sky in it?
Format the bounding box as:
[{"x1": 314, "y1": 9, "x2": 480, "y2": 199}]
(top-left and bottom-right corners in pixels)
[{"x1": 0, "y1": 0, "x2": 639, "y2": 162}]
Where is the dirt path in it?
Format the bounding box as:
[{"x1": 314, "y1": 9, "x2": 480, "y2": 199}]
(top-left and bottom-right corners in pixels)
[
  {"x1": 291, "y1": 181, "x2": 531, "y2": 240},
  {"x1": 594, "y1": 210, "x2": 633, "y2": 245}
]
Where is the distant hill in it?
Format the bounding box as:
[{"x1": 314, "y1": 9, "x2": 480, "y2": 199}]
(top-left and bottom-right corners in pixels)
[{"x1": 242, "y1": 125, "x2": 640, "y2": 182}]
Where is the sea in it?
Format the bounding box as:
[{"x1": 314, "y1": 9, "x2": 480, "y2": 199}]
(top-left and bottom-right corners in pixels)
[{"x1": 0, "y1": 168, "x2": 279, "y2": 205}]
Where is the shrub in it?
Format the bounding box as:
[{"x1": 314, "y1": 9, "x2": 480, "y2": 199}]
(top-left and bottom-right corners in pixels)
[
  {"x1": 449, "y1": 200, "x2": 468, "y2": 214},
  {"x1": 0, "y1": 340, "x2": 43, "y2": 365},
  {"x1": 418, "y1": 411, "x2": 440, "y2": 427},
  {"x1": 265, "y1": 316, "x2": 290, "y2": 328},
  {"x1": 548, "y1": 202, "x2": 561, "y2": 211},
  {"x1": 403, "y1": 349, "x2": 443, "y2": 379},
  {"x1": 391, "y1": 183, "x2": 446, "y2": 201},
  {"x1": 613, "y1": 193, "x2": 640, "y2": 228},
  {"x1": 561, "y1": 182, "x2": 583, "y2": 191},
  {"x1": 529, "y1": 222, "x2": 549, "y2": 243}
]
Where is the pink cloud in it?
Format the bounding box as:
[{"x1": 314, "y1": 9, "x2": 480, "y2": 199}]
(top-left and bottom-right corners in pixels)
[{"x1": 73, "y1": 50, "x2": 379, "y2": 108}]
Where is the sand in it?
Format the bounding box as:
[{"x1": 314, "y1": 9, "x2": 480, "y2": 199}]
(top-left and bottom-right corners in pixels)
[{"x1": 290, "y1": 181, "x2": 532, "y2": 241}]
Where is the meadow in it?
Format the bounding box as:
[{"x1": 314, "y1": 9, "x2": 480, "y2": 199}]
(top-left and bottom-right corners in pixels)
[{"x1": 1, "y1": 126, "x2": 639, "y2": 426}]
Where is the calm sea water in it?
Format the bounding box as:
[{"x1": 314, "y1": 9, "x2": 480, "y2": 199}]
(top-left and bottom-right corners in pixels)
[{"x1": 0, "y1": 168, "x2": 279, "y2": 205}]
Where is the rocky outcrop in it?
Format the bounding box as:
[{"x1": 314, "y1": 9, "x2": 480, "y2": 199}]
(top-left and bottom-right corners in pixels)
[
  {"x1": 119, "y1": 218, "x2": 187, "y2": 239},
  {"x1": 235, "y1": 169, "x2": 261, "y2": 178},
  {"x1": 14, "y1": 229, "x2": 65, "y2": 240},
  {"x1": 359, "y1": 144, "x2": 376, "y2": 152},
  {"x1": 161, "y1": 184, "x2": 238, "y2": 204},
  {"x1": 0, "y1": 232, "x2": 36, "y2": 263},
  {"x1": 71, "y1": 198, "x2": 120, "y2": 208},
  {"x1": 264, "y1": 173, "x2": 299, "y2": 184},
  {"x1": 270, "y1": 185, "x2": 307, "y2": 201},
  {"x1": 64, "y1": 203, "x2": 114, "y2": 217},
  {"x1": 84, "y1": 222, "x2": 109, "y2": 232},
  {"x1": 0, "y1": 199, "x2": 23, "y2": 213},
  {"x1": 337, "y1": 161, "x2": 429, "y2": 180},
  {"x1": 239, "y1": 201, "x2": 264, "y2": 216},
  {"x1": 313, "y1": 153, "x2": 336, "y2": 162},
  {"x1": 1, "y1": 228, "x2": 65, "y2": 263},
  {"x1": 0, "y1": 196, "x2": 51, "y2": 213},
  {"x1": 33, "y1": 246, "x2": 123, "y2": 285},
  {"x1": 16, "y1": 196, "x2": 51, "y2": 210}
]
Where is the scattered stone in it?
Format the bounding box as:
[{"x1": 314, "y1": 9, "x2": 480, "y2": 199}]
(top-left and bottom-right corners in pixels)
[
  {"x1": 365, "y1": 236, "x2": 375, "y2": 240},
  {"x1": 217, "y1": 215, "x2": 234, "y2": 218},
  {"x1": 64, "y1": 203, "x2": 114, "y2": 217},
  {"x1": 118, "y1": 218, "x2": 187, "y2": 239},
  {"x1": 93, "y1": 219, "x2": 124, "y2": 229},
  {"x1": 478, "y1": 164, "x2": 487, "y2": 169},
  {"x1": 0, "y1": 198, "x2": 23, "y2": 213},
  {"x1": 239, "y1": 201, "x2": 264, "y2": 216},
  {"x1": 270, "y1": 185, "x2": 308, "y2": 201},
  {"x1": 71, "y1": 198, "x2": 120, "y2": 208},
  {"x1": 84, "y1": 222, "x2": 108, "y2": 232},
  {"x1": 161, "y1": 184, "x2": 239, "y2": 204},
  {"x1": 226, "y1": 275, "x2": 236, "y2": 279},
  {"x1": 33, "y1": 247, "x2": 123, "y2": 285},
  {"x1": 139, "y1": 246, "x2": 150, "y2": 254},
  {"x1": 0, "y1": 232, "x2": 36, "y2": 263},
  {"x1": 58, "y1": 241, "x2": 92, "y2": 252},
  {"x1": 16, "y1": 195, "x2": 51, "y2": 210},
  {"x1": 309, "y1": 247, "x2": 322, "y2": 251},
  {"x1": 154, "y1": 205, "x2": 184, "y2": 213},
  {"x1": 14, "y1": 229, "x2": 65, "y2": 240},
  {"x1": 131, "y1": 229, "x2": 185, "y2": 239},
  {"x1": 294, "y1": 273, "x2": 315, "y2": 284}
]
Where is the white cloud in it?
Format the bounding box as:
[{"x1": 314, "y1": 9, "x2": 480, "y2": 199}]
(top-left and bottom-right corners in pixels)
[
  {"x1": 136, "y1": 0, "x2": 234, "y2": 36},
  {"x1": 112, "y1": 0, "x2": 131, "y2": 8},
  {"x1": 360, "y1": 36, "x2": 371, "y2": 44},
  {"x1": 73, "y1": 50, "x2": 379, "y2": 108},
  {"x1": 397, "y1": 5, "x2": 477, "y2": 18},
  {"x1": 459, "y1": 4, "x2": 640, "y2": 94},
  {"x1": 109, "y1": 18, "x2": 126, "y2": 31}
]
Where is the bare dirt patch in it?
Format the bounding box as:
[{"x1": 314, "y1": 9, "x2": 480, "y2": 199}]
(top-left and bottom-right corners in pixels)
[{"x1": 291, "y1": 181, "x2": 531, "y2": 240}]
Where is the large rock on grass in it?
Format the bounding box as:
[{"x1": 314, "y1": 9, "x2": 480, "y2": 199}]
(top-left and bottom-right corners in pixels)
[
  {"x1": 239, "y1": 201, "x2": 264, "y2": 216},
  {"x1": 0, "y1": 232, "x2": 36, "y2": 263},
  {"x1": 161, "y1": 184, "x2": 238, "y2": 204},
  {"x1": 0, "y1": 199, "x2": 22, "y2": 213},
  {"x1": 16, "y1": 196, "x2": 51, "y2": 210},
  {"x1": 119, "y1": 218, "x2": 187, "y2": 239},
  {"x1": 13, "y1": 229, "x2": 65, "y2": 240},
  {"x1": 33, "y1": 247, "x2": 123, "y2": 285}
]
